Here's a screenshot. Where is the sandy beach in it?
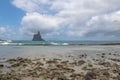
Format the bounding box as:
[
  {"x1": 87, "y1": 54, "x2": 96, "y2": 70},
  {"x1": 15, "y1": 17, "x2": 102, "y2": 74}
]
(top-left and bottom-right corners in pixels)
[{"x1": 0, "y1": 45, "x2": 120, "y2": 80}]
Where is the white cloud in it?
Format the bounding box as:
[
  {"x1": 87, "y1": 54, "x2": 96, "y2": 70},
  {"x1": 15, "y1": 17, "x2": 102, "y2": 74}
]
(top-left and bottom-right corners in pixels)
[
  {"x1": 0, "y1": 27, "x2": 7, "y2": 34},
  {"x1": 85, "y1": 11, "x2": 120, "y2": 37},
  {"x1": 67, "y1": 11, "x2": 120, "y2": 37},
  {"x1": 0, "y1": 27, "x2": 16, "y2": 40},
  {"x1": 12, "y1": 0, "x2": 120, "y2": 39},
  {"x1": 20, "y1": 12, "x2": 65, "y2": 35},
  {"x1": 12, "y1": 0, "x2": 52, "y2": 13}
]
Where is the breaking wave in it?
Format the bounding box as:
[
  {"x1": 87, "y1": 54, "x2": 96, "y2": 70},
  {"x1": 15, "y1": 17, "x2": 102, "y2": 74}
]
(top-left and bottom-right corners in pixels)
[
  {"x1": 0, "y1": 40, "x2": 120, "y2": 46},
  {"x1": 50, "y1": 42, "x2": 69, "y2": 45},
  {"x1": 0, "y1": 40, "x2": 23, "y2": 46}
]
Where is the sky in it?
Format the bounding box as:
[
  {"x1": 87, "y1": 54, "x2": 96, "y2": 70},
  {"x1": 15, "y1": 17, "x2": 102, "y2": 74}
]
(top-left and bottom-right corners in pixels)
[{"x1": 0, "y1": 0, "x2": 120, "y2": 40}]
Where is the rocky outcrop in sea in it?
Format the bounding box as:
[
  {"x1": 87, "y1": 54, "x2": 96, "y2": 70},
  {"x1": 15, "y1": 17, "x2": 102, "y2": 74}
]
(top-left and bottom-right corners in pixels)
[{"x1": 32, "y1": 31, "x2": 44, "y2": 41}]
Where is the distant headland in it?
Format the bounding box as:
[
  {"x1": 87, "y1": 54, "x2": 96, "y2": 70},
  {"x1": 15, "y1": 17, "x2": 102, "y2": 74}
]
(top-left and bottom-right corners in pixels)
[{"x1": 32, "y1": 31, "x2": 44, "y2": 41}]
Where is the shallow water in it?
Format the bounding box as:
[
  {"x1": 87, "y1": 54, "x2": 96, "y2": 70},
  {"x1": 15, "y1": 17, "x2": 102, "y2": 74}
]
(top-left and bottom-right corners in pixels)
[{"x1": 0, "y1": 45, "x2": 120, "y2": 59}]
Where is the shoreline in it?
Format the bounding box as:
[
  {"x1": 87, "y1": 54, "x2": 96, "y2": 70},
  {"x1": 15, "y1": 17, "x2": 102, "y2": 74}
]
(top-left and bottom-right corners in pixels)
[{"x1": 1, "y1": 43, "x2": 120, "y2": 46}]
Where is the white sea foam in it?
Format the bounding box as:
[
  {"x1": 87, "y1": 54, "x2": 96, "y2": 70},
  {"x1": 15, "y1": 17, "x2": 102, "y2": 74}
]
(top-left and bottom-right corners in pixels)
[
  {"x1": 0, "y1": 41, "x2": 19, "y2": 46},
  {"x1": 0, "y1": 42, "x2": 10, "y2": 45},
  {"x1": 62, "y1": 43, "x2": 69, "y2": 45},
  {"x1": 0, "y1": 40, "x2": 12, "y2": 45},
  {"x1": 50, "y1": 42, "x2": 59, "y2": 45},
  {"x1": 50, "y1": 42, "x2": 69, "y2": 45}
]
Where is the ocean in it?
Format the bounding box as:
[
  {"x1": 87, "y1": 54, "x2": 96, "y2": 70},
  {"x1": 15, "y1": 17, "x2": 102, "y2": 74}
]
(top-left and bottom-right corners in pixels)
[{"x1": 0, "y1": 40, "x2": 120, "y2": 46}]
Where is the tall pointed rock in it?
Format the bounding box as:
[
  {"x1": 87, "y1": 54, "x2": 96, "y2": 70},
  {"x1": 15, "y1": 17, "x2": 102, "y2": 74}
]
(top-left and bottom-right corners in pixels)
[{"x1": 32, "y1": 31, "x2": 44, "y2": 41}]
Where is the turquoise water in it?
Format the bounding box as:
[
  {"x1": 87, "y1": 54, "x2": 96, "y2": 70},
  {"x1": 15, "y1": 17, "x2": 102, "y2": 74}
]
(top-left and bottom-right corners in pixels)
[
  {"x1": 13, "y1": 40, "x2": 120, "y2": 45},
  {"x1": 0, "y1": 40, "x2": 120, "y2": 46}
]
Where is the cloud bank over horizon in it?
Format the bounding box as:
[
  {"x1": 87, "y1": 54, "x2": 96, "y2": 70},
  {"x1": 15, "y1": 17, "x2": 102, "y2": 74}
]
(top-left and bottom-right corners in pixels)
[{"x1": 1, "y1": 0, "x2": 120, "y2": 40}]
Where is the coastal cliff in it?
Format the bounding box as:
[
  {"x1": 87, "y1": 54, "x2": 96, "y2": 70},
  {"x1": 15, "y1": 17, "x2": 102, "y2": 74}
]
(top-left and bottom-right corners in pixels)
[{"x1": 32, "y1": 31, "x2": 44, "y2": 41}]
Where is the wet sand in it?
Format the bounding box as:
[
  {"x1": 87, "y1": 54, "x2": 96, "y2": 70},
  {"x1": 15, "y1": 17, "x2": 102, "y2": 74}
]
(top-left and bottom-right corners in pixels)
[{"x1": 0, "y1": 45, "x2": 120, "y2": 80}]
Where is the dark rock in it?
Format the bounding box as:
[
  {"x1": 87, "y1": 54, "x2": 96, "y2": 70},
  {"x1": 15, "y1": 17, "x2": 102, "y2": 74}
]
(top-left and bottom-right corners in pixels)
[
  {"x1": 56, "y1": 64, "x2": 64, "y2": 68},
  {"x1": 110, "y1": 58, "x2": 120, "y2": 62},
  {"x1": 11, "y1": 63, "x2": 20, "y2": 67},
  {"x1": 58, "y1": 74, "x2": 66, "y2": 80},
  {"x1": 84, "y1": 72, "x2": 96, "y2": 80},
  {"x1": 98, "y1": 62, "x2": 111, "y2": 67},
  {"x1": 63, "y1": 67, "x2": 75, "y2": 72},
  {"x1": 102, "y1": 53, "x2": 105, "y2": 55},
  {"x1": 70, "y1": 73, "x2": 81, "y2": 77},
  {"x1": 119, "y1": 72, "x2": 120, "y2": 75},
  {"x1": 77, "y1": 60, "x2": 86, "y2": 66},
  {"x1": 0, "y1": 64, "x2": 4, "y2": 68},
  {"x1": 46, "y1": 60, "x2": 58, "y2": 64},
  {"x1": 32, "y1": 31, "x2": 44, "y2": 41},
  {"x1": 103, "y1": 72, "x2": 110, "y2": 77},
  {"x1": 109, "y1": 53, "x2": 111, "y2": 55},
  {"x1": 6, "y1": 59, "x2": 17, "y2": 64}
]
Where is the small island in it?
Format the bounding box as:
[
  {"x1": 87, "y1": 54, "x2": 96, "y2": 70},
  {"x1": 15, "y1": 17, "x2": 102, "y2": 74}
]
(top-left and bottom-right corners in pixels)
[{"x1": 32, "y1": 31, "x2": 44, "y2": 41}]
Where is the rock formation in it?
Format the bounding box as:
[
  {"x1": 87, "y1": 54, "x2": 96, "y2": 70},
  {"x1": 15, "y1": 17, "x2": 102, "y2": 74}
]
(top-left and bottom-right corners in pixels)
[{"x1": 32, "y1": 31, "x2": 44, "y2": 41}]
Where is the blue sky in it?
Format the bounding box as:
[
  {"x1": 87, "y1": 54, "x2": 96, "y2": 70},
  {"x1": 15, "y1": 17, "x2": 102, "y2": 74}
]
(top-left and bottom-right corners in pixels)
[
  {"x1": 0, "y1": 0, "x2": 120, "y2": 40},
  {"x1": 0, "y1": 0, "x2": 24, "y2": 28}
]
